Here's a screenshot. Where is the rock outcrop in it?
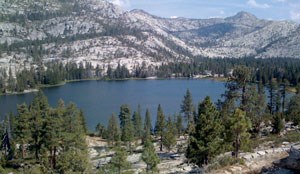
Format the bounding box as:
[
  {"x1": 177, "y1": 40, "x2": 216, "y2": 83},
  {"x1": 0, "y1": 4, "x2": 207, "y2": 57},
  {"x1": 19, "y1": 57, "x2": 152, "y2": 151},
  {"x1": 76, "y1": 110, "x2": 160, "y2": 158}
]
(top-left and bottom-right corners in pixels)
[{"x1": 274, "y1": 146, "x2": 300, "y2": 171}]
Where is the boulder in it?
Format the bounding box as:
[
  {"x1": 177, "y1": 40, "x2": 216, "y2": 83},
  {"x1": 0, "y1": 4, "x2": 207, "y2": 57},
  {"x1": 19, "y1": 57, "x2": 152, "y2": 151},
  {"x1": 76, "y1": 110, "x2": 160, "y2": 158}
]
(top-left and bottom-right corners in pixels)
[
  {"x1": 242, "y1": 154, "x2": 253, "y2": 161},
  {"x1": 274, "y1": 147, "x2": 300, "y2": 170},
  {"x1": 282, "y1": 142, "x2": 290, "y2": 146},
  {"x1": 257, "y1": 151, "x2": 266, "y2": 156},
  {"x1": 251, "y1": 153, "x2": 259, "y2": 158}
]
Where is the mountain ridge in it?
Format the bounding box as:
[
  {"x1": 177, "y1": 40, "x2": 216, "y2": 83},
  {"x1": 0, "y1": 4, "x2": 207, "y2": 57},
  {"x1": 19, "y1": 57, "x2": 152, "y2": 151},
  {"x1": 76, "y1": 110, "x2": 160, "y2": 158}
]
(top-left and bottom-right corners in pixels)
[{"x1": 0, "y1": 0, "x2": 300, "y2": 74}]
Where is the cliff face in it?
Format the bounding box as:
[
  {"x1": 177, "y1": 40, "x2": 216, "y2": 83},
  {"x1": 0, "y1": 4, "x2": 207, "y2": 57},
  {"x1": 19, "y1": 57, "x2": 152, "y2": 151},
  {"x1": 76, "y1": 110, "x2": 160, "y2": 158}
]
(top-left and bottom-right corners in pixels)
[{"x1": 1, "y1": 0, "x2": 300, "y2": 73}]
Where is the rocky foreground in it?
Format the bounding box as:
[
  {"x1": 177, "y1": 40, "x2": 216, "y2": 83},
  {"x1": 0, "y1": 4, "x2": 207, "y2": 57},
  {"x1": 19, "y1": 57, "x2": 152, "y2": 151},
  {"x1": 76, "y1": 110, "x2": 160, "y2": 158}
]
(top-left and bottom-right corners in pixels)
[
  {"x1": 86, "y1": 136, "x2": 300, "y2": 174},
  {"x1": 86, "y1": 136, "x2": 200, "y2": 173}
]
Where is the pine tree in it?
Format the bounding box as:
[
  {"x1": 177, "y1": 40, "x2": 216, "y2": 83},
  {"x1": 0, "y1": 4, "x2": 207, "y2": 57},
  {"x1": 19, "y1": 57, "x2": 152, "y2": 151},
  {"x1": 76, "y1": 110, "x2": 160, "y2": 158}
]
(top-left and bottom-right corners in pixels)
[
  {"x1": 142, "y1": 138, "x2": 160, "y2": 173},
  {"x1": 280, "y1": 81, "x2": 288, "y2": 113},
  {"x1": 287, "y1": 94, "x2": 300, "y2": 125},
  {"x1": 29, "y1": 91, "x2": 49, "y2": 161},
  {"x1": 7, "y1": 67, "x2": 16, "y2": 92},
  {"x1": 243, "y1": 85, "x2": 266, "y2": 135},
  {"x1": 186, "y1": 96, "x2": 223, "y2": 165},
  {"x1": 230, "y1": 65, "x2": 251, "y2": 106},
  {"x1": 11, "y1": 94, "x2": 90, "y2": 173},
  {"x1": 41, "y1": 106, "x2": 63, "y2": 169},
  {"x1": 228, "y1": 108, "x2": 251, "y2": 158},
  {"x1": 79, "y1": 110, "x2": 87, "y2": 134},
  {"x1": 273, "y1": 113, "x2": 284, "y2": 134},
  {"x1": 175, "y1": 114, "x2": 183, "y2": 138},
  {"x1": 57, "y1": 102, "x2": 90, "y2": 173},
  {"x1": 223, "y1": 65, "x2": 251, "y2": 114},
  {"x1": 110, "y1": 147, "x2": 131, "y2": 174},
  {"x1": 119, "y1": 105, "x2": 131, "y2": 129},
  {"x1": 144, "y1": 109, "x2": 152, "y2": 134},
  {"x1": 154, "y1": 104, "x2": 165, "y2": 151},
  {"x1": 143, "y1": 109, "x2": 152, "y2": 144},
  {"x1": 119, "y1": 105, "x2": 134, "y2": 151},
  {"x1": 107, "y1": 114, "x2": 120, "y2": 146},
  {"x1": 96, "y1": 123, "x2": 106, "y2": 138},
  {"x1": 181, "y1": 89, "x2": 195, "y2": 133},
  {"x1": 163, "y1": 116, "x2": 176, "y2": 152},
  {"x1": 14, "y1": 103, "x2": 31, "y2": 159},
  {"x1": 132, "y1": 105, "x2": 143, "y2": 139}
]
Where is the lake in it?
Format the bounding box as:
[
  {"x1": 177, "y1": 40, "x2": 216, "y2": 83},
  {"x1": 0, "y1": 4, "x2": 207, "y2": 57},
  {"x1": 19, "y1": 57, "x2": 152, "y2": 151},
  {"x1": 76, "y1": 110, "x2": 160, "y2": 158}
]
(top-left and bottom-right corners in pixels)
[{"x1": 0, "y1": 79, "x2": 226, "y2": 131}]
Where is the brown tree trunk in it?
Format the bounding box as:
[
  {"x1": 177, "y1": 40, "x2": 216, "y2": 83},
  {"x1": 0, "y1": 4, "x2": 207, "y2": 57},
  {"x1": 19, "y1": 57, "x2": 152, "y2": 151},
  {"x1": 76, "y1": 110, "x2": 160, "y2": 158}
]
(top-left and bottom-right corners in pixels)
[
  {"x1": 49, "y1": 147, "x2": 53, "y2": 168},
  {"x1": 21, "y1": 143, "x2": 25, "y2": 159},
  {"x1": 160, "y1": 135, "x2": 163, "y2": 151},
  {"x1": 53, "y1": 146, "x2": 57, "y2": 169}
]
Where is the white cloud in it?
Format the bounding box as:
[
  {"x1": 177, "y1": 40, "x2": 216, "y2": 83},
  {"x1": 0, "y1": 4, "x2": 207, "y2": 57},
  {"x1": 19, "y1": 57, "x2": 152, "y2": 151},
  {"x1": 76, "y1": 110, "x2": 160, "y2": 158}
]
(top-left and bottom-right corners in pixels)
[
  {"x1": 247, "y1": 0, "x2": 270, "y2": 8},
  {"x1": 290, "y1": 10, "x2": 300, "y2": 21},
  {"x1": 109, "y1": 0, "x2": 130, "y2": 8},
  {"x1": 170, "y1": 16, "x2": 179, "y2": 19},
  {"x1": 275, "y1": 0, "x2": 287, "y2": 2}
]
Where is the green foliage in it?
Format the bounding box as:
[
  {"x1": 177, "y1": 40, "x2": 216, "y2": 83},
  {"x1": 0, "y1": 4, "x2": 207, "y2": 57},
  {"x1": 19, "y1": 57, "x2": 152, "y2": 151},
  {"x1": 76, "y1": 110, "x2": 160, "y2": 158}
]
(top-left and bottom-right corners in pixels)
[
  {"x1": 228, "y1": 109, "x2": 252, "y2": 158},
  {"x1": 224, "y1": 65, "x2": 252, "y2": 109},
  {"x1": 181, "y1": 89, "x2": 194, "y2": 125},
  {"x1": 243, "y1": 84, "x2": 266, "y2": 135},
  {"x1": 10, "y1": 91, "x2": 89, "y2": 173},
  {"x1": 154, "y1": 104, "x2": 165, "y2": 151},
  {"x1": 107, "y1": 114, "x2": 120, "y2": 146},
  {"x1": 287, "y1": 94, "x2": 300, "y2": 125},
  {"x1": 56, "y1": 148, "x2": 90, "y2": 174},
  {"x1": 103, "y1": 147, "x2": 131, "y2": 174},
  {"x1": 7, "y1": 67, "x2": 16, "y2": 92},
  {"x1": 142, "y1": 139, "x2": 160, "y2": 173},
  {"x1": 144, "y1": 109, "x2": 152, "y2": 134},
  {"x1": 15, "y1": 103, "x2": 31, "y2": 159},
  {"x1": 96, "y1": 123, "x2": 106, "y2": 138},
  {"x1": 106, "y1": 64, "x2": 131, "y2": 79},
  {"x1": 175, "y1": 114, "x2": 184, "y2": 137},
  {"x1": 162, "y1": 116, "x2": 176, "y2": 152},
  {"x1": 186, "y1": 96, "x2": 224, "y2": 166},
  {"x1": 28, "y1": 91, "x2": 49, "y2": 161},
  {"x1": 143, "y1": 109, "x2": 152, "y2": 144},
  {"x1": 132, "y1": 105, "x2": 143, "y2": 139},
  {"x1": 119, "y1": 105, "x2": 134, "y2": 151},
  {"x1": 272, "y1": 113, "x2": 284, "y2": 135}
]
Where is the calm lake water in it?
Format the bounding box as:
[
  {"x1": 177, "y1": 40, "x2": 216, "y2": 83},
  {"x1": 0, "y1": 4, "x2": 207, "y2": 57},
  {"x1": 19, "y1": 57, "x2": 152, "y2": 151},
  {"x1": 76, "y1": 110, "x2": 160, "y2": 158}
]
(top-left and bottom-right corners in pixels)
[{"x1": 0, "y1": 79, "x2": 225, "y2": 130}]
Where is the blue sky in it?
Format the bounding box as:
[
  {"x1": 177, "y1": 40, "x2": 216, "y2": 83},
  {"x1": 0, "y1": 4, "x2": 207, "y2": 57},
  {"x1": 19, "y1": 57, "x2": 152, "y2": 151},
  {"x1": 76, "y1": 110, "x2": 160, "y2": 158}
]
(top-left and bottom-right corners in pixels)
[{"x1": 109, "y1": 0, "x2": 300, "y2": 22}]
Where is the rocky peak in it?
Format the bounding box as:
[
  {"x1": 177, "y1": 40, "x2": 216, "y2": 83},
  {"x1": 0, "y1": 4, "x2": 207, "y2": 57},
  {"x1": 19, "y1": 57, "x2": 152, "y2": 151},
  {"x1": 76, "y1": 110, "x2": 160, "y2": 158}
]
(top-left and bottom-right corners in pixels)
[
  {"x1": 235, "y1": 11, "x2": 257, "y2": 19},
  {"x1": 129, "y1": 9, "x2": 160, "y2": 19},
  {"x1": 226, "y1": 11, "x2": 258, "y2": 23}
]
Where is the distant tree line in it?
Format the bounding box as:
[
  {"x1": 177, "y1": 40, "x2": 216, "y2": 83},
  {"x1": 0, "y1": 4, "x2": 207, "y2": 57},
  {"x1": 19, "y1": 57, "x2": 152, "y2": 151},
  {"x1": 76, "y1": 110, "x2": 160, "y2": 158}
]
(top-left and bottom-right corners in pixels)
[
  {"x1": 157, "y1": 57, "x2": 300, "y2": 86},
  {"x1": 2, "y1": 57, "x2": 300, "y2": 94}
]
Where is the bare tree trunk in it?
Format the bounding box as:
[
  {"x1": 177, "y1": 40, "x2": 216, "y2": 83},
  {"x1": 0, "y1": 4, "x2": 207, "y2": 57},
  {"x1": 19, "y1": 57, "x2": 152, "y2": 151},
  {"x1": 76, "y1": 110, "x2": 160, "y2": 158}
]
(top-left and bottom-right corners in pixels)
[
  {"x1": 21, "y1": 143, "x2": 25, "y2": 159},
  {"x1": 160, "y1": 135, "x2": 163, "y2": 151},
  {"x1": 53, "y1": 146, "x2": 57, "y2": 169},
  {"x1": 49, "y1": 147, "x2": 53, "y2": 168}
]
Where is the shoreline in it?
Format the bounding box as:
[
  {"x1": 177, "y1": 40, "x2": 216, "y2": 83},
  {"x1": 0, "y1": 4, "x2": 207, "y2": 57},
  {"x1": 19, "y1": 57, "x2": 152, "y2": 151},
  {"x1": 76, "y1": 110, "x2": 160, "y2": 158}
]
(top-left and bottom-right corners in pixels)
[
  {"x1": 0, "y1": 76, "x2": 296, "y2": 96},
  {"x1": 0, "y1": 76, "x2": 226, "y2": 96}
]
